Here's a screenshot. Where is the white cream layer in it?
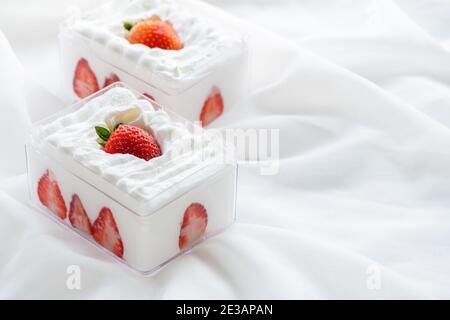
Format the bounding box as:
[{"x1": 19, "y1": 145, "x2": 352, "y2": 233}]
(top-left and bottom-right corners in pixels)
[
  {"x1": 64, "y1": 0, "x2": 244, "y2": 91},
  {"x1": 39, "y1": 87, "x2": 225, "y2": 204}
]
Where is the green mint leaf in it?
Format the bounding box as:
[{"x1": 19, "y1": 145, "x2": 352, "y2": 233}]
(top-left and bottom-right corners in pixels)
[
  {"x1": 98, "y1": 140, "x2": 106, "y2": 148},
  {"x1": 95, "y1": 126, "x2": 110, "y2": 141}
]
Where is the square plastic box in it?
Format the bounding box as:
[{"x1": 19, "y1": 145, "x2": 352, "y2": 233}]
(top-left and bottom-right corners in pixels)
[
  {"x1": 26, "y1": 83, "x2": 237, "y2": 275},
  {"x1": 59, "y1": 0, "x2": 249, "y2": 125}
]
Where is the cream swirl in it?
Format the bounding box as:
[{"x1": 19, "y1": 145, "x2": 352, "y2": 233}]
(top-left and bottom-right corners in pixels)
[{"x1": 40, "y1": 87, "x2": 225, "y2": 202}]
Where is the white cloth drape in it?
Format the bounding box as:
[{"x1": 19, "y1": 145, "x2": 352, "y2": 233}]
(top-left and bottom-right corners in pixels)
[{"x1": 1, "y1": 0, "x2": 450, "y2": 299}]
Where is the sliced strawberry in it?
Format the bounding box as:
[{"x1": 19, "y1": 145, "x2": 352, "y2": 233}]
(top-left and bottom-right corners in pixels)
[
  {"x1": 73, "y1": 58, "x2": 100, "y2": 98},
  {"x1": 103, "y1": 73, "x2": 120, "y2": 87},
  {"x1": 199, "y1": 86, "x2": 224, "y2": 127},
  {"x1": 179, "y1": 203, "x2": 208, "y2": 250},
  {"x1": 69, "y1": 194, "x2": 93, "y2": 234},
  {"x1": 37, "y1": 170, "x2": 67, "y2": 219},
  {"x1": 92, "y1": 207, "x2": 124, "y2": 258}
]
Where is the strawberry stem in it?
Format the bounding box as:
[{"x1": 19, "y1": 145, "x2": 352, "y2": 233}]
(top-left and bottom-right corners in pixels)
[{"x1": 123, "y1": 21, "x2": 134, "y2": 31}]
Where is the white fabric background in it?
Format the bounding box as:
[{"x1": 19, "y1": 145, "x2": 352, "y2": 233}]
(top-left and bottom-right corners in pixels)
[{"x1": 1, "y1": 0, "x2": 450, "y2": 299}]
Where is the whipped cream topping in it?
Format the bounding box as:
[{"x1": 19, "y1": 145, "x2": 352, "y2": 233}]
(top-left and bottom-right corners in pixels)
[
  {"x1": 64, "y1": 0, "x2": 244, "y2": 92},
  {"x1": 38, "y1": 87, "x2": 226, "y2": 203}
]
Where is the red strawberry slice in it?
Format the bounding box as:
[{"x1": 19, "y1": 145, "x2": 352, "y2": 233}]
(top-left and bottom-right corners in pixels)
[
  {"x1": 199, "y1": 86, "x2": 224, "y2": 127},
  {"x1": 69, "y1": 194, "x2": 93, "y2": 234},
  {"x1": 37, "y1": 170, "x2": 67, "y2": 219},
  {"x1": 73, "y1": 58, "x2": 100, "y2": 98},
  {"x1": 92, "y1": 207, "x2": 124, "y2": 258},
  {"x1": 103, "y1": 73, "x2": 120, "y2": 87},
  {"x1": 179, "y1": 203, "x2": 208, "y2": 250}
]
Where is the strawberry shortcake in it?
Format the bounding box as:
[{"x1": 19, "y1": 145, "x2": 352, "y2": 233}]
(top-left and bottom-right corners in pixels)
[
  {"x1": 26, "y1": 84, "x2": 237, "y2": 274},
  {"x1": 60, "y1": 0, "x2": 248, "y2": 126}
]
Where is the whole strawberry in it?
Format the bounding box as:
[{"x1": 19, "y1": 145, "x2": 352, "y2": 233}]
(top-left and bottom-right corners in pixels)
[
  {"x1": 95, "y1": 124, "x2": 162, "y2": 161},
  {"x1": 124, "y1": 16, "x2": 183, "y2": 50}
]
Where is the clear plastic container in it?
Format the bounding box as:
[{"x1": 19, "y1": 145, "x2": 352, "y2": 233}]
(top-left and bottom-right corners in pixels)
[
  {"x1": 59, "y1": 0, "x2": 249, "y2": 126},
  {"x1": 26, "y1": 83, "x2": 237, "y2": 275}
]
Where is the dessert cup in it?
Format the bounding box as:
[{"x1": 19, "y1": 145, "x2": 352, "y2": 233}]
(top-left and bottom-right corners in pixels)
[
  {"x1": 59, "y1": 0, "x2": 249, "y2": 126},
  {"x1": 26, "y1": 83, "x2": 237, "y2": 274}
]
